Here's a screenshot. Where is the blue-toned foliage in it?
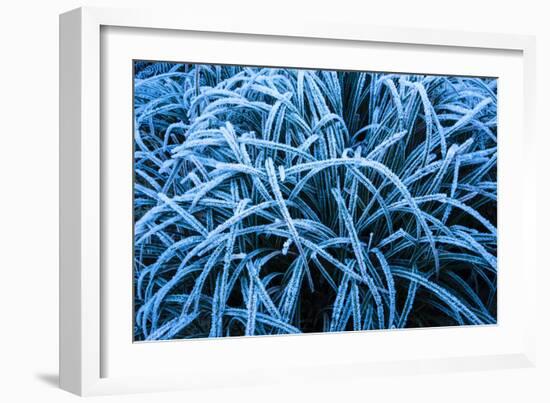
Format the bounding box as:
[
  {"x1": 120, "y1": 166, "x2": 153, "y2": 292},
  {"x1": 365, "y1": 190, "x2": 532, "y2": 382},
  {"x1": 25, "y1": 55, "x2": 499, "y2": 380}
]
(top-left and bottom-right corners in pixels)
[{"x1": 133, "y1": 62, "x2": 497, "y2": 341}]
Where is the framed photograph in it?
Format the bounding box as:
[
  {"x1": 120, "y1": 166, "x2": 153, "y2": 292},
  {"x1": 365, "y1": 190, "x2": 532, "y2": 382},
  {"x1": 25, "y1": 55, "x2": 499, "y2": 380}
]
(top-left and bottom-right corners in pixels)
[{"x1": 59, "y1": 6, "x2": 537, "y2": 396}]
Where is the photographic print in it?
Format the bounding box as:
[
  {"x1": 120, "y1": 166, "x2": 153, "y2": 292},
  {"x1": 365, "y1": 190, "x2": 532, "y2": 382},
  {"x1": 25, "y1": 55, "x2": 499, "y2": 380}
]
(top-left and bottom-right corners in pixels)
[{"x1": 133, "y1": 61, "x2": 497, "y2": 341}]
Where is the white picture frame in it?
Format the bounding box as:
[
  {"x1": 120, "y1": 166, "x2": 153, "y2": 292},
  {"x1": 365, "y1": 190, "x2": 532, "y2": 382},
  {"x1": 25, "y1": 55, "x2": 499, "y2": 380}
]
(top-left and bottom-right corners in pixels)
[{"x1": 59, "y1": 6, "x2": 537, "y2": 396}]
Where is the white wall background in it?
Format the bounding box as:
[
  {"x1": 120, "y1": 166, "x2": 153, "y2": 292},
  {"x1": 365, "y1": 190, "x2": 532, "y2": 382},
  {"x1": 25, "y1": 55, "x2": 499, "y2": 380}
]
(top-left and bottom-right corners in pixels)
[{"x1": 0, "y1": 1, "x2": 547, "y2": 401}]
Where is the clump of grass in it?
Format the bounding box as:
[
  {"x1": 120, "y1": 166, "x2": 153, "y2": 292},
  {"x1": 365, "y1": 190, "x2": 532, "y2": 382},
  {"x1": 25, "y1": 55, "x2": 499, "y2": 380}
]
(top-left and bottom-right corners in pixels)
[{"x1": 133, "y1": 62, "x2": 497, "y2": 341}]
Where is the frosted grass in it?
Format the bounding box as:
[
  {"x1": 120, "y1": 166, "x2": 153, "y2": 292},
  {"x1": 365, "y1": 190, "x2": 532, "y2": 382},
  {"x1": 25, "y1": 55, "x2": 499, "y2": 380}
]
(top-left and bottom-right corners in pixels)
[{"x1": 133, "y1": 61, "x2": 497, "y2": 340}]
